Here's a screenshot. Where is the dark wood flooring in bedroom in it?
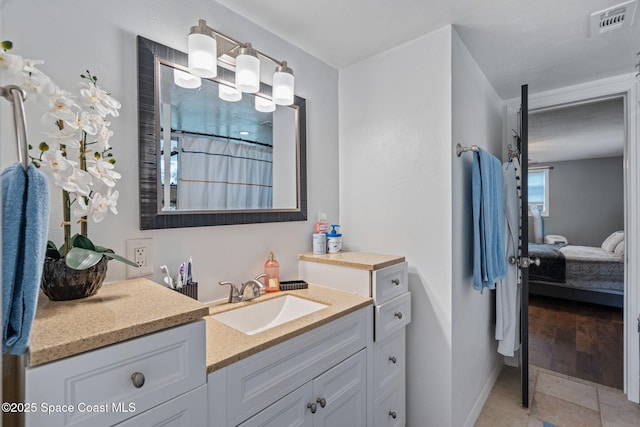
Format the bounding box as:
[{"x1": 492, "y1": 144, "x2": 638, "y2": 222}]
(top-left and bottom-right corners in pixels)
[{"x1": 528, "y1": 294, "x2": 624, "y2": 389}]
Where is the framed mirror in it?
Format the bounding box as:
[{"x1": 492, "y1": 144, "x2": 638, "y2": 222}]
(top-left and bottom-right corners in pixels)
[{"x1": 137, "y1": 36, "x2": 307, "y2": 229}]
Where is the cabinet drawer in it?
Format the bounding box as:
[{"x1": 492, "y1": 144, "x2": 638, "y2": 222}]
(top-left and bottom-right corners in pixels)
[
  {"x1": 226, "y1": 308, "x2": 368, "y2": 425},
  {"x1": 373, "y1": 262, "x2": 408, "y2": 304},
  {"x1": 25, "y1": 321, "x2": 205, "y2": 427},
  {"x1": 374, "y1": 292, "x2": 411, "y2": 342},
  {"x1": 115, "y1": 385, "x2": 207, "y2": 426},
  {"x1": 373, "y1": 330, "x2": 405, "y2": 397},
  {"x1": 373, "y1": 383, "x2": 405, "y2": 427}
]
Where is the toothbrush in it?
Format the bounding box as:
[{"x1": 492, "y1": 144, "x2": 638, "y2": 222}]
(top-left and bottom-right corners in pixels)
[
  {"x1": 177, "y1": 263, "x2": 185, "y2": 289},
  {"x1": 160, "y1": 265, "x2": 173, "y2": 289},
  {"x1": 186, "y1": 257, "x2": 193, "y2": 285}
]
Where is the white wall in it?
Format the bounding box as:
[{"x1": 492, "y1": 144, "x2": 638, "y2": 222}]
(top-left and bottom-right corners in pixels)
[
  {"x1": 450, "y1": 28, "x2": 504, "y2": 426},
  {"x1": 339, "y1": 26, "x2": 454, "y2": 426},
  {"x1": 0, "y1": 0, "x2": 339, "y2": 302}
]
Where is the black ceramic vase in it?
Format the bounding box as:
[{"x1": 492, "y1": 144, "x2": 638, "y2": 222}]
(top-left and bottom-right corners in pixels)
[{"x1": 40, "y1": 256, "x2": 108, "y2": 301}]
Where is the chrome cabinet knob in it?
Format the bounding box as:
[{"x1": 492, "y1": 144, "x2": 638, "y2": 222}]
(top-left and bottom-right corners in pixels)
[
  {"x1": 316, "y1": 397, "x2": 326, "y2": 408},
  {"x1": 389, "y1": 355, "x2": 397, "y2": 364},
  {"x1": 131, "y1": 372, "x2": 145, "y2": 388},
  {"x1": 391, "y1": 278, "x2": 400, "y2": 286},
  {"x1": 389, "y1": 411, "x2": 397, "y2": 419},
  {"x1": 394, "y1": 312, "x2": 403, "y2": 320},
  {"x1": 307, "y1": 402, "x2": 317, "y2": 414}
]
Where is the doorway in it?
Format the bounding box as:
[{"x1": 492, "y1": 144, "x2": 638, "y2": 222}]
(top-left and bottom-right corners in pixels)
[
  {"x1": 505, "y1": 74, "x2": 640, "y2": 405},
  {"x1": 527, "y1": 97, "x2": 625, "y2": 388}
]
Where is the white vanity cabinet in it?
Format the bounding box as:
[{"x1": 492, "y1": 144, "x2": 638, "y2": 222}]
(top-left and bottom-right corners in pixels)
[
  {"x1": 299, "y1": 253, "x2": 411, "y2": 427},
  {"x1": 24, "y1": 320, "x2": 206, "y2": 427},
  {"x1": 207, "y1": 307, "x2": 370, "y2": 427}
]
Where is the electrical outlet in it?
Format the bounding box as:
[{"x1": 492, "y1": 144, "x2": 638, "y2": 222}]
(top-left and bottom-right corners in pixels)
[{"x1": 126, "y1": 238, "x2": 153, "y2": 278}]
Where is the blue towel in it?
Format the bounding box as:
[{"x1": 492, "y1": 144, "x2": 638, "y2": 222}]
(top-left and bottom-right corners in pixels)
[
  {"x1": 2, "y1": 163, "x2": 49, "y2": 355},
  {"x1": 472, "y1": 149, "x2": 506, "y2": 291}
]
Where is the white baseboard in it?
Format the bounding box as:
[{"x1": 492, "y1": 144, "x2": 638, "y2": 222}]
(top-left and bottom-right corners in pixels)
[{"x1": 463, "y1": 360, "x2": 504, "y2": 427}]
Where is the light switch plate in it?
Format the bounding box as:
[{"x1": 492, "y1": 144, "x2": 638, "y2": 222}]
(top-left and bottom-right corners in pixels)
[{"x1": 126, "y1": 238, "x2": 153, "y2": 278}]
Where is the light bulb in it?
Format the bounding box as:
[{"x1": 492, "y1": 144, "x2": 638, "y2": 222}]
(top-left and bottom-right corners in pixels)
[
  {"x1": 273, "y1": 61, "x2": 294, "y2": 105},
  {"x1": 188, "y1": 20, "x2": 217, "y2": 78},
  {"x1": 173, "y1": 69, "x2": 202, "y2": 89},
  {"x1": 235, "y1": 43, "x2": 260, "y2": 93},
  {"x1": 255, "y1": 96, "x2": 276, "y2": 113},
  {"x1": 218, "y1": 84, "x2": 241, "y2": 102}
]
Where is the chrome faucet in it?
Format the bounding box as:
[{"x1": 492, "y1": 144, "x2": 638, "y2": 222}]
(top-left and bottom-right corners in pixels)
[{"x1": 219, "y1": 274, "x2": 266, "y2": 303}]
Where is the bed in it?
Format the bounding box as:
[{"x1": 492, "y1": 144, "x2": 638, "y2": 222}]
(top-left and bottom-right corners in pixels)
[{"x1": 527, "y1": 232, "x2": 625, "y2": 308}]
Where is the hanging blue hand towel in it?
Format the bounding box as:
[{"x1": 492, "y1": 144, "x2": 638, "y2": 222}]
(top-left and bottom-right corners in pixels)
[
  {"x1": 472, "y1": 149, "x2": 506, "y2": 292},
  {"x1": 2, "y1": 163, "x2": 49, "y2": 355}
]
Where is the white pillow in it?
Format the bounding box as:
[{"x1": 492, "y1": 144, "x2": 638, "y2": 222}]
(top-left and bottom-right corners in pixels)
[
  {"x1": 601, "y1": 231, "x2": 624, "y2": 252},
  {"x1": 614, "y1": 240, "x2": 625, "y2": 256}
]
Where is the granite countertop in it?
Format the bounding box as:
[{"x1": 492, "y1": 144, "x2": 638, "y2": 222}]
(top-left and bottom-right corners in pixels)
[
  {"x1": 28, "y1": 278, "x2": 209, "y2": 367},
  {"x1": 298, "y1": 251, "x2": 405, "y2": 270},
  {"x1": 205, "y1": 285, "x2": 372, "y2": 373}
]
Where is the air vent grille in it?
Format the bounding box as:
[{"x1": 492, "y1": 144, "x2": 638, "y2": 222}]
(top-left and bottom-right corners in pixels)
[{"x1": 590, "y1": 0, "x2": 637, "y2": 37}]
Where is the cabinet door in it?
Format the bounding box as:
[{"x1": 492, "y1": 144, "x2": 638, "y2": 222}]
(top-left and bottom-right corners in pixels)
[
  {"x1": 313, "y1": 350, "x2": 367, "y2": 427},
  {"x1": 115, "y1": 385, "x2": 207, "y2": 427},
  {"x1": 238, "y1": 383, "x2": 314, "y2": 427}
]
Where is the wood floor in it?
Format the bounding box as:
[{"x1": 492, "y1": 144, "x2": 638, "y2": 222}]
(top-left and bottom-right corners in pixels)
[{"x1": 528, "y1": 294, "x2": 624, "y2": 389}]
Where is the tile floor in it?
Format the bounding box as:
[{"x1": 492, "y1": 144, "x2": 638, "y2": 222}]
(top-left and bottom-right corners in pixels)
[{"x1": 475, "y1": 365, "x2": 640, "y2": 426}]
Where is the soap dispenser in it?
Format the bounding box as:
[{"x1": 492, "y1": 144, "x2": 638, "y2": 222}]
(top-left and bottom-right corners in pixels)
[
  {"x1": 264, "y1": 252, "x2": 280, "y2": 292},
  {"x1": 326, "y1": 225, "x2": 343, "y2": 253}
]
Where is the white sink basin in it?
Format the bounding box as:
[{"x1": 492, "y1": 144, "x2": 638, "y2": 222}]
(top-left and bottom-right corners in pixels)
[{"x1": 211, "y1": 295, "x2": 328, "y2": 335}]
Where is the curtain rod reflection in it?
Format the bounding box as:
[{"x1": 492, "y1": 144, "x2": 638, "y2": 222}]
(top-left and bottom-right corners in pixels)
[{"x1": 163, "y1": 127, "x2": 273, "y2": 149}]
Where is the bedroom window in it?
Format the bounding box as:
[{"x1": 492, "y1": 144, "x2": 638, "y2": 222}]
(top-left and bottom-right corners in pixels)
[{"x1": 528, "y1": 168, "x2": 549, "y2": 217}]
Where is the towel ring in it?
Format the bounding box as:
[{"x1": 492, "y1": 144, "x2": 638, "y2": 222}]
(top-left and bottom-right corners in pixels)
[{"x1": 1, "y1": 85, "x2": 29, "y2": 171}]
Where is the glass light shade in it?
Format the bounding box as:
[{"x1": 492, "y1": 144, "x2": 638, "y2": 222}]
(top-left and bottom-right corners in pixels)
[
  {"x1": 188, "y1": 32, "x2": 217, "y2": 78},
  {"x1": 255, "y1": 96, "x2": 276, "y2": 113},
  {"x1": 235, "y1": 45, "x2": 260, "y2": 93},
  {"x1": 218, "y1": 84, "x2": 241, "y2": 102},
  {"x1": 273, "y1": 62, "x2": 294, "y2": 105},
  {"x1": 173, "y1": 69, "x2": 202, "y2": 89}
]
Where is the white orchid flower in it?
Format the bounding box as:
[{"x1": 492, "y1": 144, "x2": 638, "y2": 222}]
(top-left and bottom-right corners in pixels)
[
  {"x1": 71, "y1": 195, "x2": 89, "y2": 218},
  {"x1": 74, "y1": 111, "x2": 98, "y2": 135},
  {"x1": 0, "y1": 51, "x2": 24, "y2": 74},
  {"x1": 62, "y1": 166, "x2": 92, "y2": 196},
  {"x1": 40, "y1": 149, "x2": 74, "y2": 187},
  {"x1": 42, "y1": 89, "x2": 78, "y2": 125},
  {"x1": 79, "y1": 82, "x2": 121, "y2": 118},
  {"x1": 87, "y1": 158, "x2": 121, "y2": 187},
  {"x1": 44, "y1": 126, "x2": 82, "y2": 148},
  {"x1": 19, "y1": 66, "x2": 55, "y2": 99},
  {"x1": 95, "y1": 122, "x2": 113, "y2": 152},
  {"x1": 88, "y1": 189, "x2": 119, "y2": 223}
]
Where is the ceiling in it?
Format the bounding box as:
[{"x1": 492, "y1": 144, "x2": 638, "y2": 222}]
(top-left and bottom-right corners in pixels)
[
  {"x1": 529, "y1": 97, "x2": 624, "y2": 163},
  {"x1": 214, "y1": 0, "x2": 640, "y2": 100}
]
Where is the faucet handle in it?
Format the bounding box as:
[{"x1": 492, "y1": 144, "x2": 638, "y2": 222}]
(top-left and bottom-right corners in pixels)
[{"x1": 219, "y1": 281, "x2": 241, "y2": 303}]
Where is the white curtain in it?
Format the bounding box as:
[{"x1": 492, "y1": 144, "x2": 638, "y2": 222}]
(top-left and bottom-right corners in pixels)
[{"x1": 177, "y1": 136, "x2": 273, "y2": 210}]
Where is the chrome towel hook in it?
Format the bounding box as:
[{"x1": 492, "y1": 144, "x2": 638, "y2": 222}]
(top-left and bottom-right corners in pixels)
[{"x1": 1, "y1": 85, "x2": 29, "y2": 171}]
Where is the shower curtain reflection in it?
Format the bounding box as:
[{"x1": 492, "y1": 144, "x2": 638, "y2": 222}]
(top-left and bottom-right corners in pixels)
[{"x1": 176, "y1": 135, "x2": 273, "y2": 210}]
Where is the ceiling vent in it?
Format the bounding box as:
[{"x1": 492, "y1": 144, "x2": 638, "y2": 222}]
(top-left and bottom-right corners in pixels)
[{"x1": 590, "y1": 0, "x2": 637, "y2": 37}]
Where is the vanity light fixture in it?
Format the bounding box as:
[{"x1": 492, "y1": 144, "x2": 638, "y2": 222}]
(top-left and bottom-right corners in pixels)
[
  {"x1": 187, "y1": 19, "x2": 295, "y2": 102},
  {"x1": 273, "y1": 61, "x2": 294, "y2": 105},
  {"x1": 235, "y1": 43, "x2": 260, "y2": 93},
  {"x1": 218, "y1": 83, "x2": 242, "y2": 102},
  {"x1": 173, "y1": 69, "x2": 202, "y2": 89},
  {"x1": 188, "y1": 19, "x2": 217, "y2": 78},
  {"x1": 255, "y1": 96, "x2": 276, "y2": 113}
]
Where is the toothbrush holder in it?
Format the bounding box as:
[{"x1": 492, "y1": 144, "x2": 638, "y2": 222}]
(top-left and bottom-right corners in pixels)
[{"x1": 174, "y1": 282, "x2": 198, "y2": 300}]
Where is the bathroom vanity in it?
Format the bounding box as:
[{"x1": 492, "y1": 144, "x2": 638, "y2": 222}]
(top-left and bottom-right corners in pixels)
[
  {"x1": 299, "y1": 252, "x2": 411, "y2": 427},
  {"x1": 10, "y1": 279, "x2": 209, "y2": 427}
]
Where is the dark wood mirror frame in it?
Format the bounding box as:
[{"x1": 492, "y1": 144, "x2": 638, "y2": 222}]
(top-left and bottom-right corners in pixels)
[{"x1": 137, "y1": 36, "x2": 307, "y2": 229}]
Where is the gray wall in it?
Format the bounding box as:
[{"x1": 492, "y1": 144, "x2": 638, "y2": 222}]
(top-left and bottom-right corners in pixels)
[{"x1": 535, "y1": 156, "x2": 623, "y2": 246}]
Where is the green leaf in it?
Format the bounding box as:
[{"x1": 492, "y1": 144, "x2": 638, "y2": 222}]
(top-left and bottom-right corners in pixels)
[
  {"x1": 93, "y1": 245, "x2": 113, "y2": 253},
  {"x1": 101, "y1": 252, "x2": 139, "y2": 268},
  {"x1": 65, "y1": 247, "x2": 103, "y2": 270},
  {"x1": 46, "y1": 241, "x2": 61, "y2": 259},
  {"x1": 70, "y1": 234, "x2": 95, "y2": 251}
]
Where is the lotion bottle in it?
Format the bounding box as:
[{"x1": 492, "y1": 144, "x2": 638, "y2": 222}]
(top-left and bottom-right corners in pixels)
[
  {"x1": 315, "y1": 212, "x2": 331, "y2": 234},
  {"x1": 264, "y1": 252, "x2": 280, "y2": 292}
]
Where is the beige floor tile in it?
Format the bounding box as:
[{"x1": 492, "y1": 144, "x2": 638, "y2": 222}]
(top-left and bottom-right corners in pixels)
[
  {"x1": 600, "y1": 403, "x2": 640, "y2": 427},
  {"x1": 536, "y1": 371, "x2": 599, "y2": 411},
  {"x1": 530, "y1": 364, "x2": 569, "y2": 379},
  {"x1": 530, "y1": 392, "x2": 601, "y2": 427},
  {"x1": 596, "y1": 387, "x2": 632, "y2": 408},
  {"x1": 527, "y1": 416, "x2": 545, "y2": 426}
]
